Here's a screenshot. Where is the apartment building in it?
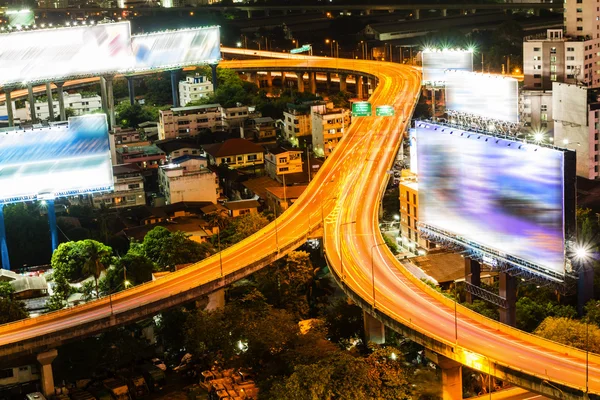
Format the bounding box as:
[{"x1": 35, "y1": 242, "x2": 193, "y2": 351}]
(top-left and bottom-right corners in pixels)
[
  {"x1": 158, "y1": 156, "x2": 219, "y2": 204},
  {"x1": 311, "y1": 108, "x2": 351, "y2": 157},
  {"x1": 179, "y1": 74, "x2": 214, "y2": 106},
  {"x1": 265, "y1": 147, "x2": 304, "y2": 182},
  {"x1": 27, "y1": 93, "x2": 102, "y2": 121},
  {"x1": 92, "y1": 163, "x2": 146, "y2": 209},
  {"x1": 158, "y1": 104, "x2": 223, "y2": 140}
]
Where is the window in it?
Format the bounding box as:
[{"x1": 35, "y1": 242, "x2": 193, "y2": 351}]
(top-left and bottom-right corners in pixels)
[
  {"x1": 567, "y1": 56, "x2": 575, "y2": 60},
  {"x1": 550, "y1": 65, "x2": 557, "y2": 72},
  {"x1": 550, "y1": 56, "x2": 557, "y2": 62},
  {"x1": 128, "y1": 183, "x2": 140, "y2": 189},
  {"x1": 533, "y1": 56, "x2": 541, "y2": 61},
  {"x1": 577, "y1": 8, "x2": 583, "y2": 12},
  {"x1": 550, "y1": 47, "x2": 557, "y2": 54},
  {"x1": 567, "y1": 74, "x2": 575, "y2": 79},
  {"x1": 541, "y1": 104, "x2": 548, "y2": 111},
  {"x1": 413, "y1": 194, "x2": 416, "y2": 204},
  {"x1": 534, "y1": 74, "x2": 542, "y2": 78},
  {"x1": 279, "y1": 157, "x2": 287, "y2": 163},
  {"x1": 248, "y1": 154, "x2": 258, "y2": 161},
  {"x1": 0, "y1": 369, "x2": 14, "y2": 379},
  {"x1": 413, "y1": 206, "x2": 417, "y2": 218},
  {"x1": 567, "y1": 47, "x2": 575, "y2": 51},
  {"x1": 534, "y1": 47, "x2": 541, "y2": 51},
  {"x1": 550, "y1": 74, "x2": 557, "y2": 81},
  {"x1": 279, "y1": 167, "x2": 289, "y2": 172},
  {"x1": 578, "y1": 27, "x2": 584, "y2": 31}
]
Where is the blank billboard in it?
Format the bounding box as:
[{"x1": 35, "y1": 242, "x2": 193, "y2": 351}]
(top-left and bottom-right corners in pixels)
[
  {"x1": 0, "y1": 114, "x2": 113, "y2": 204},
  {"x1": 0, "y1": 22, "x2": 133, "y2": 86},
  {"x1": 445, "y1": 71, "x2": 519, "y2": 123},
  {"x1": 132, "y1": 26, "x2": 221, "y2": 71},
  {"x1": 417, "y1": 122, "x2": 572, "y2": 279},
  {"x1": 422, "y1": 49, "x2": 473, "y2": 84}
]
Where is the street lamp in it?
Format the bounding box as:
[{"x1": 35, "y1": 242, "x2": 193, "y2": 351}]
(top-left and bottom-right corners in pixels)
[
  {"x1": 371, "y1": 242, "x2": 386, "y2": 307},
  {"x1": 339, "y1": 220, "x2": 356, "y2": 282},
  {"x1": 236, "y1": 42, "x2": 242, "y2": 48},
  {"x1": 325, "y1": 39, "x2": 333, "y2": 57},
  {"x1": 108, "y1": 279, "x2": 131, "y2": 316}
]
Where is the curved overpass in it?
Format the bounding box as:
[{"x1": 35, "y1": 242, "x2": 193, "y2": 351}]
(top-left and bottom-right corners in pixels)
[{"x1": 0, "y1": 50, "x2": 597, "y2": 399}]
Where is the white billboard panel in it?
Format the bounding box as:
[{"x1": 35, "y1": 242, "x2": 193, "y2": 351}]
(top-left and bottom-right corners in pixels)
[
  {"x1": 132, "y1": 26, "x2": 221, "y2": 71},
  {"x1": 422, "y1": 49, "x2": 473, "y2": 84},
  {"x1": 552, "y1": 82, "x2": 588, "y2": 127},
  {"x1": 0, "y1": 114, "x2": 113, "y2": 204},
  {"x1": 0, "y1": 22, "x2": 133, "y2": 87},
  {"x1": 445, "y1": 71, "x2": 519, "y2": 123}
]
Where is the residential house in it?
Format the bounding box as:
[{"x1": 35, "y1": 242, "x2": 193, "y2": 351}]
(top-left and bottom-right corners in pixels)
[
  {"x1": 203, "y1": 138, "x2": 265, "y2": 169},
  {"x1": 159, "y1": 155, "x2": 219, "y2": 204},
  {"x1": 92, "y1": 164, "x2": 146, "y2": 209},
  {"x1": 224, "y1": 199, "x2": 260, "y2": 217},
  {"x1": 158, "y1": 104, "x2": 223, "y2": 140}
]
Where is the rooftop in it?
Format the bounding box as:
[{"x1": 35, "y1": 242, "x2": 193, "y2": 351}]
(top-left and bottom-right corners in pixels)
[
  {"x1": 10, "y1": 276, "x2": 48, "y2": 294},
  {"x1": 117, "y1": 144, "x2": 165, "y2": 155},
  {"x1": 171, "y1": 104, "x2": 221, "y2": 113},
  {"x1": 155, "y1": 138, "x2": 204, "y2": 155},
  {"x1": 410, "y1": 252, "x2": 466, "y2": 284},
  {"x1": 266, "y1": 185, "x2": 308, "y2": 200},
  {"x1": 224, "y1": 199, "x2": 261, "y2": 211},
  {"x1": 243, "y1": 176, "x2": 281, "y2": 200},
  {"x1": 266, "y1": 145, "x2": 301, "y2": 155},
  {"x1": 253, "y1": 117, "x2": 275, "y2": 124},
  {"x1": 203, "y1": 138, "x2": 265, "y2": 158},
  {"x1": 171, "y1": 155, "x2": 207, "y2": 164},
  {"x1": 113, "y1": 163, "x2": 142, "y2": 176}
]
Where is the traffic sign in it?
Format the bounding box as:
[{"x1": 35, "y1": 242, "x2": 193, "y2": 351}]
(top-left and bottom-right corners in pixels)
[
  {"x1": 291, "y1": 44, "x2": 312, "y2": 54},
  {"x1": 376, "y1": 105, "x2": 395, "y2": 116},
  {"x1": 352, "y1": 102, "x2": 372, "y2": 117}
]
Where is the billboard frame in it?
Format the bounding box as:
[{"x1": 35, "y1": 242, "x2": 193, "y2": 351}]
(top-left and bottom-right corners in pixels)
[{"x1": 415, "y1": 121, "x2": 577, "y2": 283}]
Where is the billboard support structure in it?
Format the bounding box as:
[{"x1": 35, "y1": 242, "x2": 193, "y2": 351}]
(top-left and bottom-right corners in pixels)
[
  {"x1": 170, "y1": 69, "x2": 181, "y2": 108},
  {"x1": 46, "y1": 199, "x2": 59, "y2": 252},
  {"x1": 0, "y1": 205, "x2": 9, "y2": 270},
  {"x1": 126, "y1": 76, "x2": 135, "y2": 106},
  {"x1": 211, "y1": 64, "x2": 218, "y2": 93}
]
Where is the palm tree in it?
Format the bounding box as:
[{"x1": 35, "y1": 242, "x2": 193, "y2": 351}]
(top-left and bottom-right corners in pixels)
[{"x1": 82, "y1": 240, "x2": 110, "y2": 299}]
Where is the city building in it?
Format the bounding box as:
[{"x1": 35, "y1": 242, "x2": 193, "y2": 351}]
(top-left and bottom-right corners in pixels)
[
  {"x1": 552, "y1": 82, "x2": 600, "y2": 179},
  {"x1": 224, "y1": 199, "x2": 260, "y2": 217},
  {"x1": 222, "y1": 105, "x2": 256, "y2": 131},
  {"x1": 155, "y1": 138, "x2": 204, "y2": 160},
  {"x1": 158, "y1": 155, "x2": 219, "y2": 204},
  {"x1": 311, "y1": 108, "x2": 351, "y2": 157},
  {"x1": 179, "y1": 74, "x2": 214, "y2": 106},
  {"x1": 265, "y1": 185, "x2": 307, "y2": 213},
  {"x1": 37, "y1": 0, "x2": 68, "y2": 8},
  {"x1": 158, "y1": 104, "x2": 223, "y2": 140},
  {"x1": 27, "y1": 93, "x2": 102, "y2": 121},
  {"x1": 10, "y1": 276, "x2": 48, "y2": 300},
  {"x1": 242, "y1": 116, "x2": 277, "y2": 141},
  {"x1": 92, "y1": 164, "x2": 146, "y2": 209},
  {"x1": 282, "y1": 101, "x2": 328, "y2": 146},
  {"x1": 265, "y1": 147, "x2": 304, "y2": 183},
  {"x1": 398, "y1": 171, "x2": 433, "y2": 254},
  {"x1": 520, "y1": 90, "x2": 554, "y2": 136},
  {"x1": 203, "y1": 138, "x2": 265, "y2": 169},
  {"x1": 116, "y1": 144, "x2": 166, "y2": 170}
]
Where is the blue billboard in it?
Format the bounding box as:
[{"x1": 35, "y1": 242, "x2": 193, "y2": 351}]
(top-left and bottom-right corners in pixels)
[
  {"x1": 416, "y1": 122, "x2": 573, "y2": 279},
  {"x1": 0, "y1": 114, "x2": 113, "y2": 203}
]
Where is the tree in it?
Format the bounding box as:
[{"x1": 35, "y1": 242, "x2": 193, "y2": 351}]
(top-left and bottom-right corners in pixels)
[
  {"x1": 65, "y1": 108, "x2": 77, "y2": 118},
  {"x1": 52, "y1": 240, "x2": 112, "y2": 283},
  {"x1": 4, "y1": 203, "x2": 52, "y2": 268},
  {"x1": 534, "y1": 317, "x2": 600, "y2": 353},
  {"x1": 0, "y1": 298, "x2": 28, "y2": 324},
  {"x1": 516, "y1": 297, "x2": 577, "y2": 332},
  {"x1": 141, "y1": 227, "x2": 214, "y2": 271},
  {"x1": 0, "y1": 281, "x2": 14, "y2": 298},
  {"x1": 585, "y1": 300, "x2": 600, "y2": 327},
  {"x1": 115, "y1": 102, "x2": 161, "y2": 128},
  {"x1": 324, "y1": 298, "x2": 365, "y2": 348},
  {"x1": 220, "y1": 213, "x2": 270, "y2": 246},
  {"x1": 82, "y1": 240, "x2": 112, "y2": 298}
]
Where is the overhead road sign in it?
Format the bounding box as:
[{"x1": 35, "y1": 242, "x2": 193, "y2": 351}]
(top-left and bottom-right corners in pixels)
[
  {"x1": 352, "y1": 102, "x2": 372, "y2": 117},
  {"x1": 376, "y1": 105, "x2": 395, "y2": 116},
  {"x1": 290, "y1": 44, "x2": 312, "y2": 54}
]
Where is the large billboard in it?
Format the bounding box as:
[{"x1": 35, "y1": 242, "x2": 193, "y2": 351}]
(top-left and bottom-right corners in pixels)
[
  {"x1": 0, "y1": 22, "x2": 133, "y2": 87},
  {"x1": 132, "y1": 26, "x2": 221, "y2": 72},
  {"x1": 422, "y1": 49, "x2": 473, "y2": 84},
  {"x1": 0, "y1": 114, "x2": 113, "y2": 204},
  {"x1": 417, "y1": 122, "x2": 575, "y2": 280},
  {"x1": 445, "y1": 71, "x2": 519, "y2": 123}
]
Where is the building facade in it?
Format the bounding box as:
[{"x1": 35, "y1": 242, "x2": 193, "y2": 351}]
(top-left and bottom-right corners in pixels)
[
  {"x1": 179, "y1": 74, "x2": 214, "y2": 107},
  {"x1": 398, "y1": 171, "x2": 432, "y2": 254},
  {"x1": 158, "y1": 156, "x2": 219, "y2": 204},
  {"x1": 311, "y1": 108, "x2": 351, "y2": 157},
  {"x1": 203, "y1": 138, "x2": 265, "y2": 169},
  {"x1": 27, "y1": 93, "x2": 102, "y2": 121},
  {"x1": 116, "y1": 145, "x2": 166, "y2": 170},
  {"x1": 282, "y1": 102, "x2": 328, "y2": 145},
  {"x1": 222, "y1": 105, "x2": 254, "y2": 131},
  {"x1": 92, "y1": 164, "x2": 146, "y2": 209},
  {"x1": 520, "y1": 90, "x2": 554, "y2": 135},
  {"x1": 242, "y1": 117, "x2": 277, "y2": 141},
  {"x1": 158, "y1": 104, "x2": 223, "y2": 140},
  {"x1": 265, "y1": 147, "x2": 304, "y2": 181}
]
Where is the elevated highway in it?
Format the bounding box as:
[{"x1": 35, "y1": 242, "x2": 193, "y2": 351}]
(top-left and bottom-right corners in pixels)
[{"x1": 0, "y1": 49, "x2": 597, "y2": 399}]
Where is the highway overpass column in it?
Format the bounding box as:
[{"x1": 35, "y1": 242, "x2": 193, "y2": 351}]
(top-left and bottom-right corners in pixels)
[
  {"x1": 364, "y1": 9, "x2": 371, "y2": 15},
  {"x1": 309, "y1": 72, "x2": 317, "y2": 94},
  {"x1": 266, "y1": 71, "x2": 273, "y2": 87},
  {"x1": 441, "y1": 9, "x2": 447, "y2": 17},
  {"x1": 414, "y1": 9, "x2": 420, "y2": 20},
  {"x1": 55, "y1": 82, "x2": 66, "y2": 122},
  {"x1": 339, "y1": 73, "x2": 347, "y2": 92},
  {"x1": 356, "y1": 76, "x2": 364, "y2": 99},
  {"x1": 211, "y1": 64, "x2": 219, "y2": 93},
  {"x1": 498, "y1": 272, "x2": 516, "y2": 327},
  {"x1": 105, "y1": 76, "x2": 116, "y2": 128},
  {"x1": 578, "y1": 266, "x2": 594, "y2": 315},
  {"x1": 170, "y1": 69, "x2": 181, "y2": 108},
  {"x1": 247, "y1": 9, "x2": 252, "y2": 18},
  {"x1": 37, "y1": 349, "x2": 58, "y2": 397},
  {"x1": 363, "y1": 311, "x2": 385, "y2": 344},
  {"x1": 296, "y1": 71, "x2": 305, "y2": 92},
  {"x1": 4, "y1": 89, "x2": 14, "y2": 127},
  {"x1": 47, "y1": 199, "x2": 59, "y2": 252},
  {"x1": 425, "y1": 351, "x2": 462, "y2": 400},
  {"x1": 126, "y1": 76, "x2": 135, "y2": 106},
  {"x1": 206, "y1": 288, "x2": 226, "y2": 311},
  {"x1": 45, "y1": 83, "x2": 54, "y2": 122},
  {"x1": 464, "y1": 258, "x2": 481, "y2": 304},
  {"x1": 27, "y1": 83, "x2": 37, "y2": 123},
  {"x1": 0, "y1": 204, "x2": 10, "y2": 270},
  {"x1": 326, "y1": 72, "x2": 332, "y2": 91}
]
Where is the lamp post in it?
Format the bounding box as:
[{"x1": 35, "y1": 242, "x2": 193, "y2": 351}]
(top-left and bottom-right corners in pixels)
[
  {"x1": 339, "y1": 221, "x2": 356, "y2": 282},
  {"x1": 325, "y1": 39, "x2": 333, "y2": 57},
  {"x1": 371, "y1": 242, "x2": 386, "y2": 307},
  {"x1": 108, "y1": 279, "x2": 131, "y2": 316}
]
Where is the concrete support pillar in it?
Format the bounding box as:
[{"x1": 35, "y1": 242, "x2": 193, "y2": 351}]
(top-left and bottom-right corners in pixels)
[
  {"x1": 533, "y1": 8, "x2": 540, "y2": 16},
  {"x1": 170, "y1": 69, "x2": 180, "y2": 108},
  {"x1": 426, "y1": 351, "x2": 462, "y2": 400},
  {"x1": 47, "y1": 199, "x2": 58, "y2": 252},
  {"x1": 296, "y1": 71, "x2": 305, "y2": 92},
  {"x1": 499, "y1": 272, "x2": 517, "y2": 327},
  {"x1": 211, "y1": 64, "x2": 218, "y2": 93},
  {"x1": 363, "y1": 311, "x2": 385, "y2": 344},
  {"x1": 4, "y1": 89, "x2": 14, "y2": 127},
  {"x1": 309, "y1": 72, "x2": 317, "y2": 94},
  {"x1": 27, "y1": 83, "x2": 37, "y2": 123},
  {"x1": 45, "y1": 83, "x2": 54, "y2": 122},
  {"x1": 126, "y1": 76, "x2": 135, "y2": 106},
  {"x1": 339, "y1": 73, "x2": 347, "y2": 92},
  {"x1": 104, "y1": 76, "x2": 116, "y2": 128},
  {"x1": 364, "y1": 9, "x2": 371, "y2": 15},
  {"x1": 37, "y1": 349, "x2": 58, "y2": 398},
  {"x1": 368, "y1": 77, "x2": 375, "y2": 95},
  {"x1": 326, "y1": 72, "x2": 332, "y2": 91},
  {"x1": 281, "y1": 72, "x2": 287, "y2": 86},
  {"x1": 356, "y1": 75, "x2": 364, "y2": 99},
  {"x1": 206, "y1": 288, "x2": 226, "y2": 311},
  {"x1": 465, "y1": 257, "x2": 481, "y2": 304},
  {"x1": 100, "y1": 77, "x2": 109, "y2": 117},
  {"x1": 471, "y1": 9, "x2": 476, "y2": 14},
  {"x1": 266, "y1": 71, "x2": 273, "y2": 87},
  {"x1": 55, "y1": 82, "x2": 66, "y2": 122},
  {"x1": 0, "y1": 204, "x2": 10, "y2": 270},
  {"x1": 414, "y1": 9, "x2": 420, "y2": 19},
  {"x1": 578, "y1": 266, "x2": 594, "y2": 316},
  {"x1": 441, "y1": 8, "x2": 447, "y2": 17},
  {"x1": 247, "y1": 9, "x2": 252, "y2": 18}
]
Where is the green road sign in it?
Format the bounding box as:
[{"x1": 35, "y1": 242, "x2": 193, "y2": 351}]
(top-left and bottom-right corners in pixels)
[
  {"x1": 352, "y1": 102, "x2": 372, "y2": 117},
  {"x1": 376, "y1": 105, "x2": 395, "y2": 116},
  {"x1": 291, "y1": 44, "x2": 312, "y2": 54}
]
